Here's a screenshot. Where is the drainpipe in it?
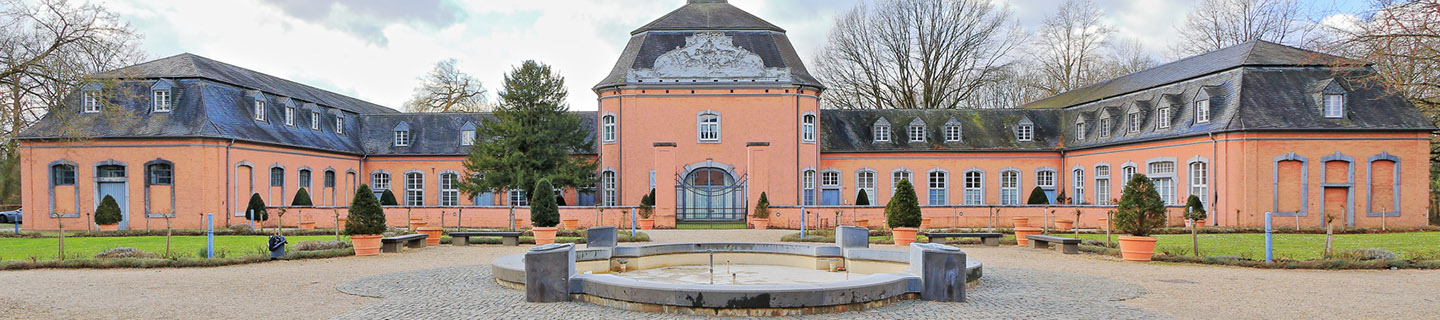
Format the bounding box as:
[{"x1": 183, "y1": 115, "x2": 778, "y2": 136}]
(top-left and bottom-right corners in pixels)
[
  {"x1": 1208, "y1": 132, "x2": 1217, "y2": 227},
  {"x1": 225, "y1": 138, "x2": 235, "y2": 227}
]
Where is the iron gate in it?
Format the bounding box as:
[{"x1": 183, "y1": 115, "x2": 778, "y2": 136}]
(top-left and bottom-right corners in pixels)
[{"x1": 676, "y1": 168, "x2": 747, "y2": 222}]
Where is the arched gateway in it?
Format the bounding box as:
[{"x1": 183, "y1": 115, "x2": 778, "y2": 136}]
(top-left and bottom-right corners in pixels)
[{"x1": 676, "y1": 167, "x2": 747, "y2": 222}]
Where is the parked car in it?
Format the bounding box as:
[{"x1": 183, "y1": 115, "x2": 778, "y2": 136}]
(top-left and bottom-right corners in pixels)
[{"x1": 0, "y1": 208, "x2": 20, "y2": 224}]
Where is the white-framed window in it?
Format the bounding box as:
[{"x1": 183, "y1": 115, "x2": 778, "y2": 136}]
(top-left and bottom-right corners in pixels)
[
  {"x1": 1195, "y1": 99, "x2": 1210, "y2": 123},
  {"x1": 802, "y1": 170, "x2": 816, "y2": 205},
  {"x1": 1122, "y1": 165, "x2": 1136, "y2": 182},
  {"x1": 944, "y1": 125, "x2": 962, "y2": 142},
  {"x1": 270, "y1": 167, "x2": 285, "y2": 187},
  {"x1": 152, "y1": 90, "x2": 172, "y2": 112},
  {"x1": 1100, "y1": 118, "x2": 1111, "y2": 137},
  {"x1": 801, "y1": 114, "x2": 816, "y2": 142},
  {"x1": 324, "y1": 170, "x2": 335, "y2": 188},
  {"x1": 404, "y1": 172, "x2": 424, "y2": 206},
  {"x1": 1095, "y1": 165, "x2": 1111, "y2": 205},
  {"x1": 1189, "y1": 161, "x2": 1208, "y2": 206},
  {"x1": 394, "y1": 130, "x2": 410, "y2": 147},
  {"x1": 298, "y1": 169, "x2": 311, "y2": 188},
  {"x1": 461, "y1": 130, "x2": 476, "y2": 146},
  {"x1": 508, "y1": 190, "x2": 528, "y2": 206},
  {"x1": 962, "y1": 170, "x2": 982, "y2": 205},
  {"x1": 1148, "y1": 161, "x2": 1177, "y2": 204},
  {"x1": 891, "y1": 169, "x2": 912, "y2": 195},
  {"x1": 83, "y1": 90, "x2": 101, "y2": 113},
  {"x1": 335, "y1": 115, "x2": 345, "y2": 134},
  {"x1": 1157, "y1": 108, "x2": 1171, "y2": 129},
  {"x1": 929, "y1": 170, "x2": 949, "y2": 205},
  {"x1": 697, "y1": 112, "x2": 720, "y2": 142},
  {"x1": 1324, "y1": 94, "x2": 1345, "y2": 118},
  {"x1": 602, "y1": 171, "x2": 617, "y2": 206},
  {"x1": 1000, "y1": 170, "x2": 1019, "y2": 205},
  {"x1": 821, "y1": 171, "x2": 840, "y2": 187},
  {"x1": 602, "y1": 115, "x2": 616, "y2": 143},
  {"x1": 1072, "y1": 169, "x2": 1085, "y2": 204},
  {"x1": 1076, "y1": 122, "x2": 1086, "y2": 139},
  {"x1": 856, "y1": 170, "x2": 876, "y2": 205},
  {"x1": 253, "y1": 100, "x2": 266, "y2": 121},
  {"x1": 284, "y1": 106, "x2": 295, "y2": 126},
  {"x1": 372, "y1": 172, "x2": 391, "y2": 192},
  {"x1": 1016, "y1": 123, "x2": 1033, "y2": 141},
  {"x1": 1037, "y1": 170, "x2": 1055, "y2": 189},
  {"x1": 440, "y1": 173, "x2": 459, "y2": 207},
  {"x1": 310, "y1": 111, "x2": 320, "y2": 130},
  {"x1": 909, "y1": 124, "x2": 926, "y2": 142},
  {"x1": 1128, "y1": 112, "x2": 1142, "y2": 133},
  {"x1": 874, "y1": 124, "x2": 890, "y2": 142}
]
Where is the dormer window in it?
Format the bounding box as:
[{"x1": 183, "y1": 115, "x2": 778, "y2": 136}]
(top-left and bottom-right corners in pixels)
[
  {"x1": 873, "y1": 117, "x2": 891, "y2": 143},
  {"x1": 253, "y1": 100, "x2": 266, "y2": 121},
  {"x1": 284, "y1": 105, "x2": 295, "y2": 126},
  {"x1": 944, "y1": 125, "x2": 961, "y2": 142},
  {"x1": 394, "y1": 130, "x2": 409, "y2": 146},
  {"x1": 152, "y1": 90, "x2": 171, "y2": 112},
  {"x1": 1157, "y1": 107, "x2": 1171, "y2": 129},
  {"x1": 1324, "y1": 94, "x2": 1344, "y2": 118},
  {"x1": 461, "y1": 129, "x2": 476, "y2": 146},
  {"x1": 908, "y1": 119, "x2": 926, "y2": 143},
  {"x1": 1195, "y1": 99, "x2": 1210, "y2": 123},
  {"x1": 1016, "y1": 118, "x2": 1034, "y2": 142},
  {"x1": 335, "y1": 114, "x2": 345, "y2": 135},
  {"x1": 83, "y1": 91, "x2": 100, "y2": 113},
  {"x1": 310, "y1": 111, "x2": 320, "y2": 130},
  {"x1": 1076, "y1": 121, "x2": 1086, "y2": 139},
  {"x1": 1127, "y1": 112, "x2": 1142, "y2": 133}
]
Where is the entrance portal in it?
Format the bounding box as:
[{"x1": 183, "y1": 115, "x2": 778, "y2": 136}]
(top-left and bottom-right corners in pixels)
[{"x1": 676, "y1": 167, "x2": 746, "y2": 222}]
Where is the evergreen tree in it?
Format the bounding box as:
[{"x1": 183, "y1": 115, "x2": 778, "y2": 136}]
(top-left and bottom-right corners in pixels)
[
  {"x1": 94, "y1": 195, "x2": 122, "y2": 225},
  {"x1": 1115, "y1": 174, "x2": 1166, "y2": 236},
  {"x1": 1184, "y1": 194, "x2": 1207, "y2": 221},
  {"x1": 753, "y1": 192, "x2": 771, "y2": 218},
  {"x1": 292, "y1": 188, "x2": 313, "y2": 207},
  {"x1": 1026, "y1": 186, "x2": 1050, "y2": 205},
  {"x1": 245, "y1": 193, "x2": 268, "y2": 222},
  {"x1": 530, "y1": 179, "x2": 559, "y2": 228},
  {"x1": 638, "y1": 189, "x2": 655, "y2": 218},
  {"x1": 346, "y1": 185, "x2": 387, "y2": 235},
  {"x1": 459, "y1": 60, "x2": 597, "y2": 202},
  {"x1": 854, "y1": 189, "x2": 870, "y2": 206},
  {"x1": 556, "y1": 194, "x2": 567, "y2": 206},
  {"x1": 886, "y1": 178, "x2": 921, "y2": 228},
  {"x1": 379, "y1": 189, "x2": 398, "y2": 206}
]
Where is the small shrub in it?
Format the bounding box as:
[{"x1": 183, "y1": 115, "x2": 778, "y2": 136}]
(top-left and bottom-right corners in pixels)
[
  {"x1": 854, "y1": 189, "x2": 870, "y2": 206},
  {"x1": 1026, "y1": 186, "x2": 1049, "y2": 205},
  {"x1": 638, "y1": 189, "x2": 655, "y2": 219},
  {"x1": 530, "y1": 179, "x2": 559, "y2": 228},
  {"x1": 379, "y1": 189, "x2": 399, "y2": 206},
  {"x1": 1114, "y1": 174, "x2": 1166, "y2": 236},
  {"x1": 94, "y1": 195, "x2": 123, "y2": 225},
  {"x1": 346, "y1": 184, "x2": 387, "y2": 235},
  {"x1": 294, "y1": 240, "x2": 350, "y2": 251},
  {"x1": 95, "y1": 247, "x2": 158, "y2": 259},
  {"x1": 292, "y1": 188, "x2": 313, "y2": 206},
  {"x1": 1184, "y1": 194, "x2": 1207, "y2": 221},
  {"x1": 245, "y1": 193, "x2": 268, "y2": 222},
  {"x1": 1335, "y1": 248, "x2": 1397, "y2": 261},
  {"x1": 885, "y1": 178, "x2": 921, "y2": 228},
  {"x1": 752, "y1": 192, "x2": 771, "y2": 219}
]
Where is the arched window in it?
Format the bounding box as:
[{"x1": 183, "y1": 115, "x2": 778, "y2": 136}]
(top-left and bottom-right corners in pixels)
[
  {"x1": 439, "y1": 172, "x2": 459, "y2": 207},
  {"x1": 371, "y1": 172, "x2": 391, "y2": 199},
  {"x1": 962, "y1": 170, "x2": 982, "y2": 205},
  {"x1": 270, "y1": 167, "x2": 284, "y2": 187},
  {"x1": 891, "y1": 169, "x2": 912, "y2": 195},
  {"x1": 1073, "y1": 168, "x2": 1085, "y2": 204},
  {"x1": 1189, "y1": 161, "x2": 1208, "y2": 206},
  {"x1": 856, "y1": 170, "x2": 876, "y2": 205},
  {"x1": 1148, "y1": 160, "x2": 1177, "y2": 204},
  {"x1": 1000, "y1": 170, "x2": 1020, "y2": 205},
  {"x1": 930, "y1": 170, "x2": 950, "y2": 205},
  {"x1": 801, "y1": 169, "x2": 817, "y2": 205},
  {"x1": 1095, "y1": 165, "x2": 1111, "y2": 205},
  {"x1": 601, "y1": 170, "x2": 617, "y2": 206},
  {"x1": 404, "y1": 172, "x2": 424, "y2": 206},
  {"x1": 298, "y1": 169, "x2": 312, "y2": 189},
  {"x1": 324, "y1": 170, "x2": 336, "y2": 188},
  {"x1": 602, "y1": 114, "x2": 616, "y2": 143},
  {"x1": 801, "y1": 113, "x2": 816, "y2": 142},
  {"x1": 697, "y1": 112, "x2": 720, "y2": 142}
]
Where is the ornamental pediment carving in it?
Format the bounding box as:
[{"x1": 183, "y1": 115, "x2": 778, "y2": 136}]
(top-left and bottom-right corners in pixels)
[{"x1": 627, "y1": 32, "x2": 791, "y2": 83}]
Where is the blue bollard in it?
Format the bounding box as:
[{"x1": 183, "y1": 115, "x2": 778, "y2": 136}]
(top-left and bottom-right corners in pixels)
[
  {"x1": 800, "y1": 207, "x2": 807, "y2": 237},
  {"x1": 630, "y1": 208, "x2": 637, "y2": 237},
  {"x1": 1264, "y1": 212, "x2": 1273, "y2": 263},
  {"x1": 206, "y1": 213, "x2": 215, "y2": 259}
]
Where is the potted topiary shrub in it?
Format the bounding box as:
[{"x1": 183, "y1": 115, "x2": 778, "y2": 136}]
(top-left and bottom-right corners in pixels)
[
  {"x1": 94, "y1": 195, "x2": 123, "y2": 231},
  {"x1": 346, "y1": 185, "x2": 387, "y2": 256},
  {"x1": 1184, "y1": 194, "x2": 1207, "y2": 257},
  {"x1": 293, "y1": 188, "x2": 315, "y2": 229},
  {"x1": 886, "y1": 178, "x2": 921, "y2": 246},
  {"x1": 530, "y1": 179, "x2": 561, "y2": 244},
  {"x1": 637, "y1": 189, "x2": 655, "y2": 230},
  {"x1": 245, "y1": 193, "x2": 268, "y2": 232},
  {"x1": 751, "y1": 192, "x2": 771, "y2": 230},
  {"x1": 1115, "y1": 174, "x2": 1166, "y2": 262}
]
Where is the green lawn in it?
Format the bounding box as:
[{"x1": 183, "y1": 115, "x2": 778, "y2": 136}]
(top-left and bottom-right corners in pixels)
[
  {"x1": 0, "y1": 235, "x2": 348, "y2": 261},
  {"x1": 1041, "y1": 232, "x2": 1440, "y2": 261}
]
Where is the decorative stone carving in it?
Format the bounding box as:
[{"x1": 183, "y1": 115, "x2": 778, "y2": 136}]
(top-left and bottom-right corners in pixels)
[{"x1": 627, "y1": 32, "x2": 791, "y2": 83}]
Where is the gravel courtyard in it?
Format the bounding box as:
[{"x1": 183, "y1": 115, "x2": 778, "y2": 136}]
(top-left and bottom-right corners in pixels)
[{"x1": 1, "y1": 229, "x2": 1437, "y2": 319}]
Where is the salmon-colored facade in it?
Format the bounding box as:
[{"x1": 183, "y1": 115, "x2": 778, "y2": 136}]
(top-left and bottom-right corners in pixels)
[{"x1": 16, "y1": 0, "x2": 1434, "y2": 231}]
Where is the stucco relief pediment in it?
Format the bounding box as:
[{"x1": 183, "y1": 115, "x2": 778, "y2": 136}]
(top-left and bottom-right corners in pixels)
[{"x1": 627, "y1": 32, "x2": 791, "y2": 83}]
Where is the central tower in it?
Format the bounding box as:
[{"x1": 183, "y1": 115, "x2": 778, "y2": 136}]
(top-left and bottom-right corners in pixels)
[{"x1": 593, "y1": 0, "x2": 823, "y2": 227}]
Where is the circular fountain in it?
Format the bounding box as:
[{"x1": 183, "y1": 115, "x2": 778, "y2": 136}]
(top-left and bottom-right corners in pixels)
[{"x1": 491, "y1": 226, "x2": 982, "y2": 316}]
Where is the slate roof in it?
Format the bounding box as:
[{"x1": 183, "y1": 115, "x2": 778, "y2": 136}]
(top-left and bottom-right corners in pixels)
[
  {"x1": 359, "y1": 112, "x2": 598, "y2": 156},
  {"x1": 104, "y1": 53, "x2": 397, "y2": 115},
  {"x1": 631, "y1": 0, "x2": 784, "y2": 35},
  {"x1": 820, "y1": 109, "x2": 1063, "y2": 152}
]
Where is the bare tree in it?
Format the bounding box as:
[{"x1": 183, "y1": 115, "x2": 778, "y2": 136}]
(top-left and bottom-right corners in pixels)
[
  {"x1": 1320, "y1": 0, "x2": 1439, "y2": 160},
  {"x1": 813, "y1": 0, "x2": 1023, "y2": 109},
  {"x1": 403, "y1": 58, "x2": 490, "y2": 113},
  {"x1": 1097, "y1": 37, "x2": 1157, "y2": 81},
  {"x1": 1028, "y1": 0, "x2": 1115, "y2": 96},
  {"x1": 1170, "y1": 0, "x2": 1313, "y2": 57}
]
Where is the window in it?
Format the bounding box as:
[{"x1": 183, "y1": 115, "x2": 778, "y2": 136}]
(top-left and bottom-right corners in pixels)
[
  {"x1": 254, "y1": 100, "x2": 266, "y2": 121},
  {"x1": 1122, "y1": 165, "x2": 1136, "y2": 182},
  {"x1": 298, "y1": 169, "x2": 311, "y2": 188},
  {"x1": 1324, "y1": 94, "x2": 1344, "y2": 118},
  {"x1": 1072, "y1": 169, "x2": 1085, "y2": 204},
  {"x1": 1000, "y1": 171, "x2": 1019, "y2": 205},
  {"x1": 801, "y1": 114, "x2": 816, "y2": 142},
  {"x1": 874, "y1": 124, "x2": 890, "y2": 142},
  {"x1": 335, "y1": 115, "x2": 345, "y2": 134},
  {"x1": 1037, "y1": 170, "x2": 1055, "y2": 189},
  {"x1": 52, "y1": 164, "x2": 77, "y2": 185},
  {"x1": 97, "y1": 165, "x2": 125, "y2": 178},
  {"x1": 1157, "y1": 108, "x2": 1171, "y2": 129},
  {"x1": 802, "y1": 170, "x2": 816, "y2": 205},
  {"x1": 602, "y1": 115, "x2": 616, "y2": 143},
  {"x1": 962, "y1": 171, "x2": 982, "y2": 205},
  {"x1": 821, "y1": 171, "x2": 840, "y2": 187},
  {"x1": 1128, "y1": 112, "x2": 1142, "y2": 133},
  {"x1": 602, "y1": 171, "x2": 617, "y2": 206},
  {"x1": 372, "y1": 173, "x2": 391, "y2": 191},
  {"x1": 1076, "y1": 122, "x2": 1086, "y2": 139},
  {"x1": 405, "y1": 172, "x2": 424, "y2": 206},
  {"x1": 1099, "y1": 118, "x2": 1111, "y2": 137},
  {"x1": 930, "y1": 171, "x2": 950, "y2": 205},
  {"x1": 945, "y1": 125, "x2": 962, "y2": 142},
  {"x1": 394, "y1": 130, "x2": 410, "y2": 147},
  {"x1": 909, "y1": 124, "x2": 926, "y2": 142},
  {"x1": 856, "y1": 170, "x2": 876, "y2": 205},
  {"x1": 440, "y1": 173, "x2": 459, "y2": 207},
  {"x1": 698, "y1": 112, "x2": 720, "y2": 142},
  {"x1": 891, "y1": 169, "x2": 912, "y2": 195},
  {"x1": 1016, "y1": 123, "x2": 1033, "y2": 141},
  {"x1": 1149, "y1": 161, "x2": 1177, "y2": 204},
  {"x1": 152, "y1": 90, "x2": 172, "y2": 112},
  {"x1": 1195, "y1": 99, "x2": 1210, "y2": 123},
  {"x1": 83, "y1": 91, "x2": 101, "y2": 113},
  {"x1": 1190, "y1": 162, "x2": 1208, "y2": 206},
  {"x1": 310, "y1": 111, "x2": 320, "y2": 130},
  {"x1": 270, "y1": 167, "x2": 284, "y2": 187},
  {"x1": 284, "y1": 106, "x2": 295, "y2": 126},
  {"x1": 324, "y1": 170, "x2": 336, "y2": 188},
  {"x1": 509, "y1": 190, "x2": 528, "y2": 206},
  {"x1": 1095, "y1": 165, "x2": 1111, "y2": 205},
  {"x1": 461, "y1": 130, "x2": 476, "y2": 146}
]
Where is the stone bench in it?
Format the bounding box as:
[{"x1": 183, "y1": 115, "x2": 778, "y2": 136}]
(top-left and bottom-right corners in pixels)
[
  {"x1": 450, "y1": 231, "x2": 523, "y2": 246},
  {"x1": 381, "y1": 233, "x2": 428, "y2": 253},
  {"x1": 923, "y1": 232, "x2": 1003, "y2": 246},
  {"x1": 1026, "y1": 234, "x2": 1081, "y2": 254}
]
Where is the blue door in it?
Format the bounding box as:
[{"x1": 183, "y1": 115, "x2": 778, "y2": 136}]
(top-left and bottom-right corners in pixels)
[
  {"x1": 820, "y1": 189, "x2": 840, "y2": 205},
  {"x1": 98, "y1": 182, "x2": 128, "y2": 230}
]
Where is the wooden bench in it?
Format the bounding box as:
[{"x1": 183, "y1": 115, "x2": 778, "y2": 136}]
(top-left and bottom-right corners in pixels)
[
  {"x1": 380, "y1": 234, "x2": 428, "y2": 253},
  {"x1": 1026, "y1": 234, "x2": 1081, "y2": 254},
  {"x1": 449, "y1": 231, "x2": 523, "y2": 246},
  {"x1": 923, "y1": 232, "x2": 1003, "y2": 246}
]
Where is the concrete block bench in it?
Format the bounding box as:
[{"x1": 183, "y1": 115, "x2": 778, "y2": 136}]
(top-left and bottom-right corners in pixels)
[
  {"x1": 381, "y1": 234, "x2": 428, "y2": 253},
  {"x1": 450, "y1": 231, "x2": 523, "y2": 246},
  {"x1": 1026, "y1": 234, "x2": 1081, "y2": 254},
  {"x1": 923, "y1": 232, "x2": 1003, "y2": 246}
]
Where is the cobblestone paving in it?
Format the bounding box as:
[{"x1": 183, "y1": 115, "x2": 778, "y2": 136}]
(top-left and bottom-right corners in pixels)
[{"x1": 334, "y1": 264, "x2": 1162, "y2": 319}]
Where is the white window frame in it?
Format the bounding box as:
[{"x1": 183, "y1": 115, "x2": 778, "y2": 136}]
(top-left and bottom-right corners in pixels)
[
  {"x1": 1122, "y1": 165, "x2": 1136, "y2": 182},
  {"x1": 1157, "y1": 108, "x2": 1171, "y2": 129},
  {"x1": 944, "y1": 125, "x2": 962, "y2": 142},
  {"x1": 1016, "y1": 123, "x2": 1033, "y2": 141},
  {"x1": 697, "y1": 112, "x2": 720, "y2": 142},
  {"x1": 1099, "y1": 118, "x2": 1111, "y2": 137},
  {"x1": 372, "y1": 172, "x2": 391, "y2": 195},
  {"x1": 310, "y1": 111, "x2": 320, "y2": 130},
  {"x1": 253, "y1": 100, "x2": 266, "y2": 121},
  {"x1": 1000, "y1": 170, "x2": 1020, "y2": 205},
  {"x1": 602, "y1": 170, "x2": 617, "y2": 206},
  {"x1": 508, "y1": 190, "x2": 528, "y2": 206},
  {"x1": 1148, "y1": 161, "x2": 1178, "y2": 205},
  {"x1": 1128, "y1": 112, "x2": 1142, "y2": 133},
  {"x1": 284, "y1": 106, "x2": 295, "y2": 126},
  {"x1": 961, "y1": 170, "x2": 982, "y2": 205},
  {"x1": 83, "y1": 90, "x2": 101, "y2": 113},
  {"x1": 1075, "y1": 121, "x2": 1086, "y2": 139},
  {"x1": 909, "y1": 125, "x2": 926, "y2": 142},
  {"x1": 1095, "y1": 165, "x2": 1111, "y2": 205},
  {"x1": 930, "y1": 170, "x2": 950, "y2": 206},
  {"x1": 394, "y1": 130, "x2": 410, "y2": 147},
  {"x1": 404, "y1": 172, "x2": 424, "y2": 206},
  {"x1": 461, "y1": 130, "x2": 476, "y2": 146},
  {"x1": 602, "y1": 115, "x2": 616, "y2": 143},
  {"x1": 1072, "y1": 168, "x2": 1085, "y2": 205},
  {"x1": 1324, "y1": 94, "x2": 1345, "y2": 118},
  {"x1": 1195, "y1": 99, "x2": 1211, "y2": 123},
  {"x1": 439, "y1": 173, "x2": 459, "y2": 207},
  {"x1": 891, "y1": 169, "x2": 912, "y2": 195},
  {"x1": 152, "y1": 90, "x2": 172, "y2": 112},
  {"x1": 1036, "y1": 169, "x2": 1055, "y2": 189},
  {"x1": 874, "y1": 125, "x2": 890, "y2": 142},
  {"x1": 1189, "y1": 161, "x2": 1208, "y2": 207},
  {"x1": 801, "y1": 114, "x2": 816, "y2": 143},
  {"x1": 856, "y1": 170, "x2": 876, "y2": 205},
  {"x1": 335, "y1": 115, "x2": 345, "y2": 135},
  {"x1": 802, "y1": 169, "x2": 816, "y2": 205}
]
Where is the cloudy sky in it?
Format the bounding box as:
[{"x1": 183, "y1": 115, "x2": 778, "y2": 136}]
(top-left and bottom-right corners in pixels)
[{"x1": 106, "y1": 0, "x2": 1365, "y2": 111}]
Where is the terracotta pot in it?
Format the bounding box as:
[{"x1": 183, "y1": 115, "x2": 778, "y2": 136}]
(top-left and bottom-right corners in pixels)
[
  {"x1": 893, "y1": 227, "x2": 918, "y2": 246},
  {"x1": 561, "y1": 219, "x2": 580, "y2": 230},
  {"x1": 1118, "y1": 236, "x2": 1158, "y2": 262},
  {"x1": 417, "y1": 227, "x2": 442, "y2": 246},
  {"x1": 1011, "y1": 217, "x2": 1030, "y2": 228},
  {"x1": 751, "y1": 218, "x2": 769, "y2": 230},
  {"x1": 335, "y1": 218, "x2": 346, "y2": 230},
  {"x1": 919, "y1": 218, "x2": 932, "y2": 230},
  {"x1": 97, "y1": 224, "x2": 119, "y2": 232},
  {"x1": 638, "y1": 219, "x2": 655, "y2": 230},
  {"x1": 855, "y1": 219, "x2": 869, "y2": 228},
  {"x1": 299, "y1": 221, "x2": 316, "y2": 230},
  {"x1": 1055, "y1": 219, "x2": 1074, "y2": 231},
  {"x1": 1195, "y1": 219, "x2": 1207, "y2": 227},
  {"x1": 1014, "y1": 227, "x2": 1042, "y2": 246},
  {"x1": 533, "y1": 227, "x2": 557, "y2": 245},
  {"x1": 352, "y1": 234, "x2": 382, "y2": 256}
]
